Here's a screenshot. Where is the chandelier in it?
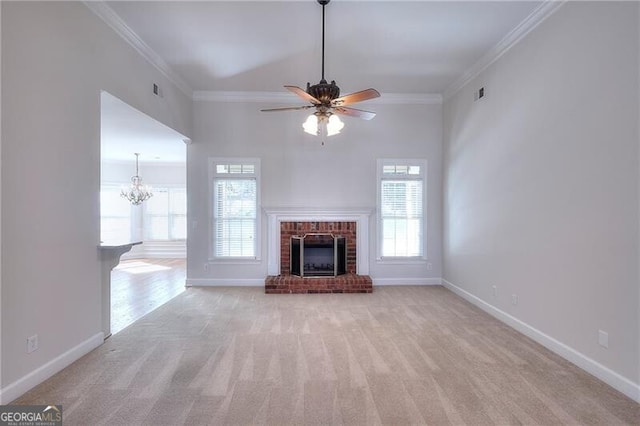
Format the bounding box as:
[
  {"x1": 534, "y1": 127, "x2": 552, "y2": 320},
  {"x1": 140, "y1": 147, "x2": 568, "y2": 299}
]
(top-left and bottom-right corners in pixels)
[{"x1": 121, "y1": 153, "x2": 152, "y2": 205}]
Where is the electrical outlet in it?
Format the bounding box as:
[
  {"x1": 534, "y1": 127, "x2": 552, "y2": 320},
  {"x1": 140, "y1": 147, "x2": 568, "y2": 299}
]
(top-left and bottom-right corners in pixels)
[
  {"x1": 511, "y1": 294, "x2": 518, "y2": 305},
  {"x1": 427, "y1": 262, "x2": 432, "y2": 270},
  {"x1": 492, "y1": 285, "x2": 497, "y2": 297},
  {"x1": 598, "y1": 330, "x2": 609, "y2": 348},
  {"x1": 27, "y1": 334, "x2": 38, "y2": 354}
]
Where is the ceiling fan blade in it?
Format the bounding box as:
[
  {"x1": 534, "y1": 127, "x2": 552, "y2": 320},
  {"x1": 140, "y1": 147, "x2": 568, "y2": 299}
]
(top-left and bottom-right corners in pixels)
[
  {"x1": 332, "y1": 88, "x2": 380, "y2": 106},
  {"x1": 285, "y1": 86, "x2": 321, "y2": 105},
  {"x1": 260, "y1": 105, "x2": 314, "y2": 112},
  {"x1": 333, "y1": 106, "x2": 377, "y2": 121}
]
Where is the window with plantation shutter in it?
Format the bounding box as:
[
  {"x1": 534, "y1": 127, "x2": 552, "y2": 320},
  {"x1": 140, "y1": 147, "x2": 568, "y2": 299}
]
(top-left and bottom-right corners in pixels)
[
  {"x1": 143, "y1": 187, "x2": 187, "y2": 241},
  {"x1": 377, "y1": 159, "x2": 426, "y2": 259},
  {"x1": 100, "y1": 185, "x2": 132, "y2": 242},
  {"x1": 211, "y1": 159, "x2": 260, "y2": 259}
]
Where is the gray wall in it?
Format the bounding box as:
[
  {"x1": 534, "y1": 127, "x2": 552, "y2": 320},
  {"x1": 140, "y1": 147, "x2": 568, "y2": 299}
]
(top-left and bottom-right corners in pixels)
[
  {"x1": 187, "y1": 100, "x2": 443, "y2": 284},
  {"x1": 443, "y1": 2, "x2": 639, "y2": 388},
  {"x1": 1, "y1": 1, "x2": 191, "y2": 398}
]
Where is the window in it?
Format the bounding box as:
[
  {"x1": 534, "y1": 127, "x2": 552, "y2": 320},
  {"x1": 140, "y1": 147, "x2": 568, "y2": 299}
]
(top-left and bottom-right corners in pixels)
[
  {"x1": 377, "y1": 159, "x2": 426, "y2": 259},
  {"x1": 211, "y1": 158, "x2": 260, "y2": 259},
  {"x1": 100, "y1": 185, "x2": 132, "y2": 242},
  {"x1": 143, "y1": 187, "x2": 187, "y2": 241}
]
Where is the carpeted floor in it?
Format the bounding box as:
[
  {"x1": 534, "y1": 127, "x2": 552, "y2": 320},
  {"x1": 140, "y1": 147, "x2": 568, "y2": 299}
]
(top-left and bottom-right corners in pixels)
[{"x1": 13, "y1": 286, "x2": 640, "y2": 425}]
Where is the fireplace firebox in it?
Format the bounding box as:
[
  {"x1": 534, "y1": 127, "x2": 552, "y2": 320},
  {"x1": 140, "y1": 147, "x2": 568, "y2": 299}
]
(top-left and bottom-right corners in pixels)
[{"x1": 291, "y1": 233, "x2": 346, "y2": 277}]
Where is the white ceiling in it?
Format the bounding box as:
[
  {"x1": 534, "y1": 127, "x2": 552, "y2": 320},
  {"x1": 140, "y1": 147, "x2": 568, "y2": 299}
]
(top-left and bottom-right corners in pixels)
[
  {"x1": 100, "y1": 91, "x2": 187, "y2": 164},
  {"x1": 99, "y1": 1, "x2": 544, "y2": 164},
  {"x1": 105, "y1": 0, "x2": 543, "y2": 94}
]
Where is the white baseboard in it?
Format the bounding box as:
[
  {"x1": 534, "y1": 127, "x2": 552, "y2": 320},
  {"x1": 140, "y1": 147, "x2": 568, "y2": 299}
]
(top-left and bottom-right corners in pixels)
[
  {"x1": 186, "y1": 278, "x2": 265, "y2": 287},
  {"x1": 0, "y1": 332, "x2": 104, "y2": 404},
  {"x1": 187, "y1": 277, "x2": 443, "y2": 287},
  {"x1": 442, "y1": 279, "x2": 640, "y2": 403},
  {"x1": 122, "y1": 252, "x2": 186, "y2": 260},
  {"x1": 186, "y1": 278, "x2": 442, "y2": 287},
  {"x1": 373, "y1": 277, "x2": 442, "y2": 286},
  {"x1": 121, "y1": 241, "x2": 186, "y2": 260}
]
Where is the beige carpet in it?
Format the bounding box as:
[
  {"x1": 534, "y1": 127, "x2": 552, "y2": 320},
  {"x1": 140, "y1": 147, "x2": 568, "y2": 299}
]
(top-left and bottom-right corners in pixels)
[{"x1": 13, "y1": 286, "x2": 640, "y2": 425}]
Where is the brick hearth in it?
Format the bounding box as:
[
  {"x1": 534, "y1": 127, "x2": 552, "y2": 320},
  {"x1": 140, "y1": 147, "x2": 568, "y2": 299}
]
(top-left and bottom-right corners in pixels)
[{"x1": 265, "y1": 273, "x2": 372, "y2": 294}]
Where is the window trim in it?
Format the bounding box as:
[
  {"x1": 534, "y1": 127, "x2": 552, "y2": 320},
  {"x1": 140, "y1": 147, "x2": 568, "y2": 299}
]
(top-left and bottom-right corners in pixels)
[
  {"x1": 376, "y1": 158, "x2": 428, "y2": 262},
  {"x1": 209, "y1": 157, "x2": 261, "y2": 262}
]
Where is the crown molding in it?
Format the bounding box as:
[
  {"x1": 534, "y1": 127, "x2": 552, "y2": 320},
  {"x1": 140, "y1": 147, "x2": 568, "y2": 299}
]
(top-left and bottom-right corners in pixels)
[
  {"x1": 193, "y1": 91, "x2": 442, "y2": 105},
  {"x1": 369, "y1": 93, "x2": 442, "y2": 105},
  {"x1": 193, "y1": 91, "x2": 297, "y2": 103},
  {"x1": 443, "y1": 0, "x2": 566, "y2": 100},
  {"x1": 83, "y1": 1, "x2": 193, "y2": 98}
]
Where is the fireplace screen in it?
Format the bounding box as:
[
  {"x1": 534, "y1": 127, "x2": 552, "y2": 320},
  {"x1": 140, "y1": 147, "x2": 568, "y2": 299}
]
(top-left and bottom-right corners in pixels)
[{"x1": 290, "y1": 233, "x2": 346, "y2": 277}]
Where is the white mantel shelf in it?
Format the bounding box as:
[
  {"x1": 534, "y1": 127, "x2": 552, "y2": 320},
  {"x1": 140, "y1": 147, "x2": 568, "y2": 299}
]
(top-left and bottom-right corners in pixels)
[
  {"x1": 263, "y1": 207, "x2": 374, "y2": 276},
  {"x1": 263, "y1": 207, "x2": 374, "y2": 216}
]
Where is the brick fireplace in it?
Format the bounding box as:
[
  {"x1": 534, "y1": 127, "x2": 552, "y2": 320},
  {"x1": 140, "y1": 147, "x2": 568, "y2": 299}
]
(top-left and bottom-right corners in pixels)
[
  {"x1": 280, "y1": 221, "x2": 356, "y2": 275},
  {"x1": 264, "y1": 209, "x2": 373, "y2": 294}
]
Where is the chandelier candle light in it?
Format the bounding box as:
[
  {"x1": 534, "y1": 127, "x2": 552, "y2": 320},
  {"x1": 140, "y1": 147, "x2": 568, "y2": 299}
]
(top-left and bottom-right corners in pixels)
[{"x1": 121, "y1": 153, "x2": 153, "y2": 205}]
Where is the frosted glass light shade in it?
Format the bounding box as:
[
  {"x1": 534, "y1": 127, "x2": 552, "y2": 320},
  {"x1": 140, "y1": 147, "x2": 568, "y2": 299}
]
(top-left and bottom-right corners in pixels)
[
  {"x1": 303, "y1": 114, "x2": 319, "y2": 135},
  {"x1": 327, "y1": 114, "x2": 344, "y2": 136},
  {"x1": 302, "y1": 113, "x2": 344, "y2": 138}
]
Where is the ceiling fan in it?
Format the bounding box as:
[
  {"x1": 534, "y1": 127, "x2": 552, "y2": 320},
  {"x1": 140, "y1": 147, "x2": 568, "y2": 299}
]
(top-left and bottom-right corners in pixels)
[{"x1": 261, "y1": 0, "x2": 380, "y2": 137}]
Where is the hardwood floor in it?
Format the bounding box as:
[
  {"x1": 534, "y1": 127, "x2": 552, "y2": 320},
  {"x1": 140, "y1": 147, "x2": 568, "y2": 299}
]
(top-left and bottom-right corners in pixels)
[{"x1": 111, "y1": 258, "x2": 186, "y2": 334}]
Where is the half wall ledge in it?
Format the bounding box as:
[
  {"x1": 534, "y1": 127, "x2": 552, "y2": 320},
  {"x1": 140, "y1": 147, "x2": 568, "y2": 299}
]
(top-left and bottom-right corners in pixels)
[{"x1": 265, "y1": 273, "x2": 373, "y2": 294}]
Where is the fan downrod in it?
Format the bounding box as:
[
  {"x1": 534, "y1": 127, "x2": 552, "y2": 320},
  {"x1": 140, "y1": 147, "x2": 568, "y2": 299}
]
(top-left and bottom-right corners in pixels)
[{"x1": 307, "y1": 0, "x2": 339, "y2": 104}]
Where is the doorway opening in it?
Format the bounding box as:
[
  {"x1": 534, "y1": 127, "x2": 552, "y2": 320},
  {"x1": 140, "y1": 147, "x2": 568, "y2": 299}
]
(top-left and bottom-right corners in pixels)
[{"x1": 100, "y1": 91, "x2": 188, "y2": 334}]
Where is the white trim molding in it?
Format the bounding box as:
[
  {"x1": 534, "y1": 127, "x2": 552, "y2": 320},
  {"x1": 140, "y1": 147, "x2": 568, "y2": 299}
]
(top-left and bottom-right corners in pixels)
[
  {"x1": 122, "y1": 241, "x2": 186, "y2": 260},
  {"x1": 443, "y1": 0, "x2": 566, "y2": 100},
  {"x1": 0, "y1": 332, "x2": 104, "y2": 404},
  {"x1": 442, "y1": 279, "x2": 640, "y2": 403},
  {"x1": 83, "y1": 1, "x2": 192, "y2": 97},
  {"x1": 264, "y1": 207, "x2": 373, "y2": 276},
  {"x1": 194, "y1": 91, "x2": 296, "y2": 103},
  {"x1": 374, "y1": 278, "x2": 441, "y2": 286},
  {"x1": 186, "y1": 278, "x2": 264, "y2": 287},
  {"x1": 367, "y1": 93, "x2": 442, "y2": 105},
  {"x1": 193, "y1": 91, "x2": 442, "y2": 105}
]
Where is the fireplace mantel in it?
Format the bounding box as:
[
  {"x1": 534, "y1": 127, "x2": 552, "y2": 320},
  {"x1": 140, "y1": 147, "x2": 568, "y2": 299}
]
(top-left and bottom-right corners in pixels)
[{"x1": 264, "y1": 207, "x2": 373, "y2": 276}]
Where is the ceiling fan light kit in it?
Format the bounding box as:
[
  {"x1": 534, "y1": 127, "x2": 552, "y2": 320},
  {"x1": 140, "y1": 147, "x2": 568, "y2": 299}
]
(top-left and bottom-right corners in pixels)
[
  {"x1": 261, "y1": 0, "x2": 380, "y2": 141},
  {"x1": 303, "y1": 112, "x2": 344, "y2": 137}
]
